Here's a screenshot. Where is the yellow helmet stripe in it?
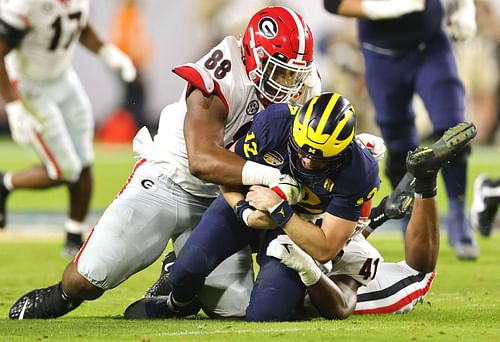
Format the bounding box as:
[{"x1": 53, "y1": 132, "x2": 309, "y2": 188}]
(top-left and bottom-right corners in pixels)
[
  {"x1": 315, "y1": 93, "x2": 341, "y2": 138},
  {"x1": 327, "y1": 106, "x2": 355, "y2": 156}
]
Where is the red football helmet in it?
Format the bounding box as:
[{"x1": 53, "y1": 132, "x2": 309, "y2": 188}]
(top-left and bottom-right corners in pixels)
[{"x1": 242, "y1": 6, "x2": 314, "y2": 104}]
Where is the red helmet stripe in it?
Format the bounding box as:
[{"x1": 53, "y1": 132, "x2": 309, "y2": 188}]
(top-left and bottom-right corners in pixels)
[{"x1": 285, "y1": 7, "x2": 306, "y2": 61}]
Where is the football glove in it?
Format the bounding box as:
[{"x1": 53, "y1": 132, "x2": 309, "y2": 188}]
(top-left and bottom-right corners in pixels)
[
  {"x1": 266, "y1": 234, "x2": 322, "y2": 286},
  {"x1": 5, "y1": 100, "x2": 42, "y2": 146},
  {"x1": 99, "y1": 43, "x2": 137, "y2": 82},
  {"x1": 269, "y1": 174, "x2": 304, "y2": 205},
  {"x1": 447, "y1": 0, "x2": 477, "y2": 42},
  {"x1": 356, "y1": 133, "x2": 386, "y2": 161}
]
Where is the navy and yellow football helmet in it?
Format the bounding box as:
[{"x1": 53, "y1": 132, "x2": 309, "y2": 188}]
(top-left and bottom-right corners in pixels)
[{"x1": 288, "y1": 92, "x2": 356, "y2": 184}]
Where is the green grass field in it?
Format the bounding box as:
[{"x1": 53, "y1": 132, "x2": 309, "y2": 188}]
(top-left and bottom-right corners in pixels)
[{"x1": 1, "y1": 139, "x2": 500, "y2": 341}]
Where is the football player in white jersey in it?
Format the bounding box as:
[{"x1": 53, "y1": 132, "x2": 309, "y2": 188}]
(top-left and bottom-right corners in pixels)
[
  {"x1": 8, "y1": 6, "x2": 322, "y2": 319},
  {"x1": 0, "y1": 0, "x2": 136, "y2": 257}
]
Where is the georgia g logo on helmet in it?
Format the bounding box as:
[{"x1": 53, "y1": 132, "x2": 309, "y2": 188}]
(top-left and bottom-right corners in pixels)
[{"x1": 258, "y1": 17, "x2": 278, "y2": 38}]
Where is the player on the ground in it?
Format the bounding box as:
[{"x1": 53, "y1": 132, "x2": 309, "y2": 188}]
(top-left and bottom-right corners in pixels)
[
  {"x1": 124, "y1": 92, "x2": 381, "y2": 321},
  {"x1": 8, "y1": 6, "x2": 321, "y2": 320},
  {"x1": 124, "y1": 112, "x2": 476, "y2": 320},
  {"x1": 0, "y1": 0, "x2": 136, "y2": 257},
  {"x1": 273, "y1": 122, "x2": 477, "y2": 317}
]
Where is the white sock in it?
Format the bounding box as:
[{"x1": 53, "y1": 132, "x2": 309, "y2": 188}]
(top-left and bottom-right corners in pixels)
[
  {"x1": 64, "y1": 219, "x2": 88, "y2": 234},
  {"x1": 3, "y1": 172, "x2": 13, "y2": 191}
]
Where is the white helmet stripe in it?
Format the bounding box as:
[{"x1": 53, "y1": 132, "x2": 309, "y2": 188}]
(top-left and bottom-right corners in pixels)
[{"x1": 284, "y1": 7, "x2": 306, "y2": 61}]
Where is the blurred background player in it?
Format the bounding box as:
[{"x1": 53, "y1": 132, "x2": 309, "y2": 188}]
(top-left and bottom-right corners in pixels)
[
  {"x1": 0, "y1": 0, "x2": 136, "y2": 257},
  {"x1": 323, "y1": 0, "x2": 479, "y2": 260},
  {"x1": 8, "y1": 6, "x2": 321, "y2": 320},
  {"x1": 109, "y1": 0, "x2": 154, "y2": 130},
  {"x1": 471, "y1": 174, "x2": 500, "y2": 237}
]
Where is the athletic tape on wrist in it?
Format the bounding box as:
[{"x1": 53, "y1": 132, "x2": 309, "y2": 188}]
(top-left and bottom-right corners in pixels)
[
  {"x1": 270, "y1": 200, "x2": 294, "y2": 227},
  {"x1": 242, "y1": 161, "x2": 281, "y2": 186}
]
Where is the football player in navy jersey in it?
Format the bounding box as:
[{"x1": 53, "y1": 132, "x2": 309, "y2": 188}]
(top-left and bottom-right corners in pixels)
[
  {"x1": 324, "y1": 0, "x2": 479, "y2": 260},
  {"x1": 125, "y1": 92, "x2": 382, "y2": 321},
  {"x1": 124, "y1": 92, "x2": 477, "y2": 320}
]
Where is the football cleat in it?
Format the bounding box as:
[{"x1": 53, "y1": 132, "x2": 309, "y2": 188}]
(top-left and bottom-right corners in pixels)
[
  {"x1": 144, "y1": 251, "x2": 176, "y2": 298},
  {"x1": 384, "y1": 172, "x2": 415, "y2": 219},
  {"x1": 471, "y1": 174, "x2": 500, "y2": 237},
  {"x1": 9, "y1": 282, "x2": 82, "y2": 319},
  {"x1": 406, "y1": 122, "x2": 477, "y2": 179},
  {"x1": 453, "y1": 241, "x2": 480, "y2": 261},
  {"x1": 0, "y1": 172, "x2": 10, "y2": 228},
  {"x1": 124, "y1": 293, "x2": 201, "y2": 319}
]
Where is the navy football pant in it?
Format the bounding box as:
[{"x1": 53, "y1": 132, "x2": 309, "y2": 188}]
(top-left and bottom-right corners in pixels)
[
  {"x1": 362, "y1": 30, "x2": 471, "y2": 246},
  {"x1": 169, "y1": 195, "x2": 305, "y2": 321}
]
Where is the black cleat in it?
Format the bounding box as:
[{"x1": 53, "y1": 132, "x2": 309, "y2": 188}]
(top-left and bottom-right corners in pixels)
[
  {"x1": 124, "y1": 294, "x2": 201, "y2": 319},
  {"x1": 9, "y1": 282, "x2": 82, "y2": 319},
  {"x1": 144, "y1": 251, "x2": 176, "y2": 298},
  {"x1": 0, "y1": 172, "x2": 10, "y2": 228},
  {"x1": 384, "y1": 172, "x2": 415, "y2": 219},
  {"x1": 406, "y1": 122, "x2": 477, "y2": 179},
  {"x1": 471, "y1": 174, "x2": 500, "y2": 237}
]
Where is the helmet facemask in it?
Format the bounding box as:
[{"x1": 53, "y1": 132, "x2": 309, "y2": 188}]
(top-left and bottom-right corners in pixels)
[
  {"x1": 249, "y1": 47, "x2": 313, "y2": 103},
  {"x1": 288, "y1": 136, "x2": 349, "y2": 185}
]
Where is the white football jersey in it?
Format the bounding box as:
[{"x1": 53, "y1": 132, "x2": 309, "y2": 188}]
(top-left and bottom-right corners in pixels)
[
  {"x1": 146, "y1": 36, "x2": 321, "y2": 198},
  {"x1": 0, "y1": 0, "x2": 90, "y2": 81}
]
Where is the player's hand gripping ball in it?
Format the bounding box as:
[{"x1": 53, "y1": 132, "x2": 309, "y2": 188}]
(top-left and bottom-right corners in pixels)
[{"x1": 269, "y1": 174, "x2": 304, "y2": 205}]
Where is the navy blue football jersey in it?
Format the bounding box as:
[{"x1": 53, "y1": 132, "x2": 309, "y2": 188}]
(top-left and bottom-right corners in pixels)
[
  {"x1": 234, "y1": 103, "x2": 380, "y2": 222},
  {"x1": 358, "y1": 0, "x2": 443, "y2": 50}
]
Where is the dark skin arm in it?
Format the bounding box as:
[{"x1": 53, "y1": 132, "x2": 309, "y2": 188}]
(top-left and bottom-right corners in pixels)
[
  {"x1": 184, "y1": 89, "x2": 248, "y2": 185},
  {"x1": 0, "y1": 39, "x2": 16, "y2": 103},
  {"x1": 307, "y1": 274, "x2": 360, "y2": 320},
  {"x1": 78, "y1": 24, "x2": 104, "y2": 54}
]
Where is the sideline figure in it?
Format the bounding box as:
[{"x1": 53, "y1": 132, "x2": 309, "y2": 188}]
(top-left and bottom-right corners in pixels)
[{"x1": 0, "y1": 0, "x2": 136, "y2": 257}]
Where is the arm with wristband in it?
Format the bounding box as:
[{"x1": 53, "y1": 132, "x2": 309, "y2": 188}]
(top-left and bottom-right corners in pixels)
[{"x1": 246, "y1": 185, "x2": 357, "y2": 263}]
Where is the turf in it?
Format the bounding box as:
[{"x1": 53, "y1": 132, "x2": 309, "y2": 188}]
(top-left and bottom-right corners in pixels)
[
  {"x1": 0, "y1": 235, "x2": 499, "y2": 341},
  {"x1": 1, "y1": 139, "x2": 500, "y2": 341},
  {"x1": 2, "y1": 139, "x2": 500, "y2": 212}
]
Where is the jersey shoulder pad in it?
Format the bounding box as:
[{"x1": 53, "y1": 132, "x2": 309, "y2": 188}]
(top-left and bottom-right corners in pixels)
[
  {"x1": 342, "y1": 143, "x2": 380, "y2": 192},
  {"x1": 172, "y1": 63, "x2": 215, "y2": 95}
]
